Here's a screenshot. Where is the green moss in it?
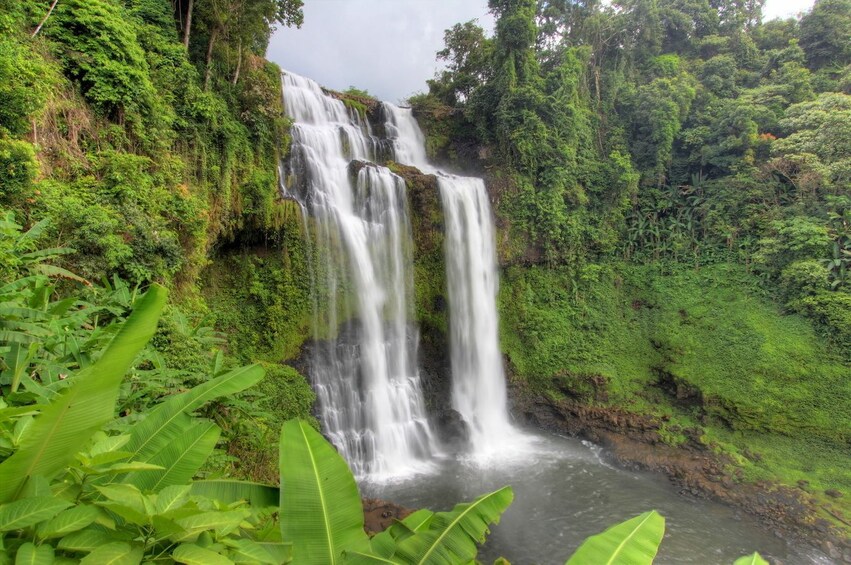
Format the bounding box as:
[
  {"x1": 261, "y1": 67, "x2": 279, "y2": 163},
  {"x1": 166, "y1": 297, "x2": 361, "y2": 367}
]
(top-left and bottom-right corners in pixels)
[
  {"x1": 342, "y1": 97, "x2": 368, "y2": 119},
  {"x1": 499, "y1": 263, "x2": 656, "y2": 398},
  {"x1": 201, "y1": 214, "x2": 312, "y2": 364},
  {"x1": 222, "y1": 363, "x2": 317, "y2": 482},
  {"x1": 391, "y1": 162, "x2": 449, "y2": 336},
  {"x1": 500, "y1": 260, "x2": 851, "y2": 520},
  {"x1": 642, "y1": 263, "x2": 851, "y2": 444},
  {"x1": 327, "y1": 88, "x2": 376, "y2": 121}
]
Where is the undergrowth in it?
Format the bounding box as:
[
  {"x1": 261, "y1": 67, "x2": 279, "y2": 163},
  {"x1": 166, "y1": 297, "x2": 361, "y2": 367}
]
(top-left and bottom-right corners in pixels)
[{"x1": 499, "y1": 260, "x2": 851, "y2": 523}]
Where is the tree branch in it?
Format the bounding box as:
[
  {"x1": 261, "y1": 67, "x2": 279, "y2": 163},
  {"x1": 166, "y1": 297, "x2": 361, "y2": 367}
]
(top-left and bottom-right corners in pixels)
[{"x1": 32, "y1": 0, "x2": 60, "y2": 38}]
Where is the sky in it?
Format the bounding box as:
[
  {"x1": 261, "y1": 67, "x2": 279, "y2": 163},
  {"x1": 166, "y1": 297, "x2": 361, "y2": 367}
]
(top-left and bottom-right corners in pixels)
[{"x1": 266, "y1": 0, "x2": 815, "y2": 103}]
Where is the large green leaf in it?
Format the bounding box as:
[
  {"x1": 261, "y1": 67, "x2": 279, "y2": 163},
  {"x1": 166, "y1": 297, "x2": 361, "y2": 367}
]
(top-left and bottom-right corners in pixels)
[
  {"x1": 4, "y1": 342, "x2": 37, "y2": 393},
  {"x1": 565, "y1": 511, "x2": 665, "y2": 565},
  {"x1": 56, "y1": 528, "x2": 113, "y2": 552},
  {"x1": 95, "y1": 484, "x2": 156, "y2": 527},
  {"x1": 257, "y1": 543, "x2": 293, "y2": 564},
  {"x1": 390, "y1": 486, "x2": 514, "y2": 565},
  {"x1": 154, "y1": 485, "x2": 192, "y2": 515},
  {"x1": 369, "y1": 510, "x2": 434, "y2": 558},
  {"x1": 189, "y1": 480, "x2": 279, "y2": 508},
  {"x1": 225, "y1": 539, "x2": 288, "y2": 564},
  {"x1": 279, "y1": 419, "x2": 369, "y2": 565},
  {"x1": 733, "y1": 553, "x2": 770, "y2": 565},
  {"x1": 174, "y1": 509, "x2": 249, "y2": 541},
  {"x1": 0, "y1": 497, "x2": 72, "y2": 531},
  {"x1": 122, "y1": 420, "x2": 220, "y2": 492},
  {"x1": 342, "y1": 552, "x2": 398, "y2": 564},
  {"x1": 14, "y1": 542, "x2": 54, "y2": 565},
  {"x1": 173, "y1": 543, "x2": 234, "y2": 565},
  {"x1": 36, "y1": 504, "x2": 101, "y2": 538},
  {"x1": 79, "y1": 542, "x2": 142, "y2": 565},
  {"x1": 120, "y1": 364, "x2": 263, "y2": 479},
  {"x1": 0, "y1": 285, "x2": 167, "y2": 502}
]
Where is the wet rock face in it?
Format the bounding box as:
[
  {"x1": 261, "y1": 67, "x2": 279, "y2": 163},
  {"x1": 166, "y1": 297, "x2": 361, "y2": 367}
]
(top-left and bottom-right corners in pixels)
[
  {"x1": 432, "y1": 408, "x2": 471, "y2": 453},
  {"x1": 416, "y1": 327, "x2": 452, "y2": 416}
]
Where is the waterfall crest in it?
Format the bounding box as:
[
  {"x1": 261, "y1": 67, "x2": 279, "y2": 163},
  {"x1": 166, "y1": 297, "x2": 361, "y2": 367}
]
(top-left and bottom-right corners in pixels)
[
  {"x1": 383, "y1": 103, "x2": 522, "y2": 455},
  {"x1": 282, "y1": 72, "x2": 436, "y2": 478}
]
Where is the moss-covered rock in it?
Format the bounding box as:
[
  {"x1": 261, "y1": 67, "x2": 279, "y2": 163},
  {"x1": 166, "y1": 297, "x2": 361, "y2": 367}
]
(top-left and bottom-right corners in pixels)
[
  {"x1": 201, "y1": 206, "x2": 312, "y2": 365},
  {"x1": 384, "y1": 162, "x2": 450, "y2": 412}
]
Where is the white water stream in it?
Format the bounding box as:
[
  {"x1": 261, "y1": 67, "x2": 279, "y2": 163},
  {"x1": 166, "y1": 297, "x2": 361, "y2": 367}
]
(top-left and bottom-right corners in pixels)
[
  {"x1": 383, "y1": 104, "x2": 524, "y2": 456},
  {"x1": 282, "y1": 72, "x2": 436, "y2": 478}
]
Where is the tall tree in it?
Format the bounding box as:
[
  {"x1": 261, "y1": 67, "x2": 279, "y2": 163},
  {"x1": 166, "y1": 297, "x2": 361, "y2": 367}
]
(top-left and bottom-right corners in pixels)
[
  {"x1": 428, "y1": 20, "x2": 493, "y2": 105},
  {"x1": 799, "y1": 0, "x2": 851, "y2": 71}
]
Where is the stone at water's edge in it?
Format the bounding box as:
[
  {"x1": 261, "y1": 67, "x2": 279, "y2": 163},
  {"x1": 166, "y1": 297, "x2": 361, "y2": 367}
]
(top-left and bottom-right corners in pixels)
[
  {"x1": 433, "y1": 408, "x2": 471, "y2": 452},
  {"x1": 363, "y1": 498, "x2": 413, "y2": 535}
]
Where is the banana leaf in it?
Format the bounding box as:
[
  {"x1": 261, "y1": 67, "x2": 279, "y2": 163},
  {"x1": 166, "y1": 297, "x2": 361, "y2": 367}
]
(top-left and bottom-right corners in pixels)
[
  {"x1": 0, "y1": 285, "x2": 167, "y2": 502},
  {"x1": 279, "y1": 419, "x2": 369, "y2": 565},
  {"x1": 190, "y1": 480, "x2": 279, "y2": 508},
  {"x1": 123, "y1": 364, "x2": 264, "y2": 464},
  {"x1": 733, "y1": 553, "x2": 770, "y2": 565},
  {"x1": 565, "y1": 510, "x2": 664, "y2": 565},
  {"x1": 391, "y1": 486, "x2": 514, "y2": 565}
]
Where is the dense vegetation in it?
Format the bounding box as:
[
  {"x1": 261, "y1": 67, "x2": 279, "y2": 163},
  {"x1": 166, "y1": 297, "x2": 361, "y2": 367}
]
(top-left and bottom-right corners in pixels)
[
  {"x1": 0, "y1": 0, "x2": 849, "y2": 560},
  {"x1": 410, "y1": 0, "x2": 851, "y2": 542},
  {"x1": 0, "y1": 0, "x2": 317, "y2": 479}
]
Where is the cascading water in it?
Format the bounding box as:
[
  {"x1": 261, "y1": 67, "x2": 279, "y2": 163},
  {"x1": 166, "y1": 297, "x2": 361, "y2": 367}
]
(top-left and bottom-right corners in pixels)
[
  {"x1": 384, "y1": 104, "x2": 521, "y2": 455},
  {"x1": 282, "y1": 72, "x2": 436, "y2": 478}
]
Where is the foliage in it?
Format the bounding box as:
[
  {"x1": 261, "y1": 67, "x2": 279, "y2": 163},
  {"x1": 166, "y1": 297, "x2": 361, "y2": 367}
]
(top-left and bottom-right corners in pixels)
[
  {"x1": 201, "y1": 235, "x2": 312, "y2": 364},
  {"x1": 799, "y1": 0, "x2": 851, "y2": 71},
  {"x1": 415, "y1": 0, "x2": 850, "y2": 355},
  {"x1": 279, "y1": 419, "x2": 370, "y2": 564},
  {"x1": 0, "y1": 0, "x2": 293, "y2": 290},
  {"x1": 565, "y1": 511, "x2": 664, "y2": 565},
  {"x1": 0, "y1": 284, "x2": 165, "y2": 500},
  {"x1": 499, "y1": 260, "x2": 851, "y2": 513},
  {"x1": 0, "y1": 215, "x2": 773, "y2": 565},
  {"x1": 0, "y1": 34, "x2": 56, "y2": 138},
  {"x1": 46, "y1": 0, "x2": 160, "y2": 126},
  {"x1": 2, "y1": 0, "x2": 849, "y2": 558},
  {"x1": 0, "y1": 284, "x2": 286, "y2": 562},
  {"x1": 427, "y1": 20, "x2": 493, "y2": 106}
]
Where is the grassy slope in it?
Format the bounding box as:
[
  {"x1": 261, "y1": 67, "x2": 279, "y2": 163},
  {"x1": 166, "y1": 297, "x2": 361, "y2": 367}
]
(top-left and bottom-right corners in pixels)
[{"x1": 499, "y1": 261, "x2": 851, "y2": 516}]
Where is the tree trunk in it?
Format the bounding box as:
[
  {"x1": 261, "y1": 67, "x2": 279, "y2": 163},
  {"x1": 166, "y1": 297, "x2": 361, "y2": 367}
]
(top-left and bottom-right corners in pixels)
[
  {"x1": 204, "y1": 28, "x2": 219, "y2": 91},
  {"x1": 183, "y1": 0, "x2": 194, "y2": 50},
  {"x1": 231, "y1": 38, "x2": 242, "y2": 85},
  {"x1": 32, "y1": 0, "x2": 60, "y2": 37}
]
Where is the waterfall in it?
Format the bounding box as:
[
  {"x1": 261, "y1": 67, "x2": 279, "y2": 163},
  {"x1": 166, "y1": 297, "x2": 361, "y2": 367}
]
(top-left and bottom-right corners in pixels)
[
  {"x1": 282, "y1": 72, "x2": 436, "y2": 478},
  {"x1": 384, "y1": 103, "x2": 521, "y2": 455}
]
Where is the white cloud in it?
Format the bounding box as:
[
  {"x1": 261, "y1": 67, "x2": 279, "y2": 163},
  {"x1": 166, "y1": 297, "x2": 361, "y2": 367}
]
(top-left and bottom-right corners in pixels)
[
  {"x1": 267, "y1": 0, "x2": 493, "y2": 103},
  {"x1": 763, "y1": 0, "x2": 815, "y2": 20}
]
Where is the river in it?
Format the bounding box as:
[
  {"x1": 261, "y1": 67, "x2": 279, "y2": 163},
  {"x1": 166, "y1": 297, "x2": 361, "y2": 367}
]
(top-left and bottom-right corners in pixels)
[{"x1": 362, "y1": 429, "x2": 831, "y2": 565}]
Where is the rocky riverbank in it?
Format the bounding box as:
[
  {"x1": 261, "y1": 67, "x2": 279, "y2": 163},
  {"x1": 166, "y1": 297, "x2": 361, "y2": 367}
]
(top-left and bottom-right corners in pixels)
[{"x1": 509, "y1": 380, "x2": 851, "y2": 562}]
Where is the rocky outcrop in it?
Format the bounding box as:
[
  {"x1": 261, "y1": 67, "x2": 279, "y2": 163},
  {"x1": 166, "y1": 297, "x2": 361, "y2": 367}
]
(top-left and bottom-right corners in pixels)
[{"x1": 363, "y1": 498, "x2": 413, "y2": 535}]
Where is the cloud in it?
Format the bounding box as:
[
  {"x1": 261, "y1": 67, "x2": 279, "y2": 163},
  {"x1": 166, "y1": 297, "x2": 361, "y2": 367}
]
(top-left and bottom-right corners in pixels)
[
  {"x1": 267, "y1": 0, "x2": 493, "y2": 103},
  {"x1": 763, "y1": 0, "x2": 814, "y2": 20}
]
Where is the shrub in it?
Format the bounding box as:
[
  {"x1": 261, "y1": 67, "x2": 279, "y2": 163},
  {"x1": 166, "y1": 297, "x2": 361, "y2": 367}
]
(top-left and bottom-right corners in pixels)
[{"x1": 46, "y1": 0, "x2": 156, "y2": 121}]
